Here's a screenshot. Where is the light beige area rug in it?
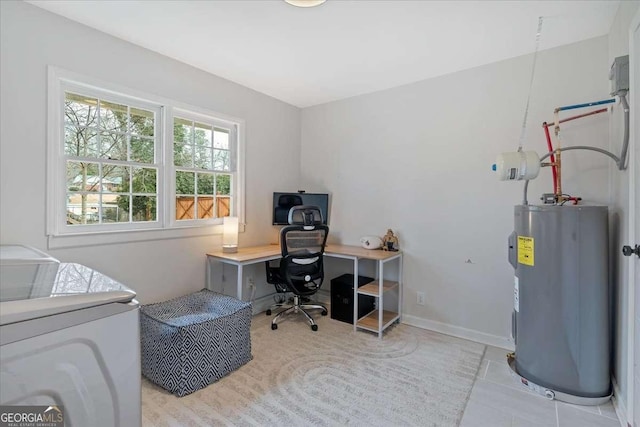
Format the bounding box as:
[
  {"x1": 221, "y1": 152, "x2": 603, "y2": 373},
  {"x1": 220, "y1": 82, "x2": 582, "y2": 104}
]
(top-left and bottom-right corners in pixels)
[{"x1": 142, "y1": 313, "x2": 485, "y2": 427}]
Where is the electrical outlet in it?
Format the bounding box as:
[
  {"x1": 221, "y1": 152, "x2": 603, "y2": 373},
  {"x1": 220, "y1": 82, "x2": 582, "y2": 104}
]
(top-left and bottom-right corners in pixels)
[
  {"x1": 417, "y1": 292, "x2": 425, "y2": 306},
  {"x1": 247, "y1": 277, "x2": 255, "y2": 288}
]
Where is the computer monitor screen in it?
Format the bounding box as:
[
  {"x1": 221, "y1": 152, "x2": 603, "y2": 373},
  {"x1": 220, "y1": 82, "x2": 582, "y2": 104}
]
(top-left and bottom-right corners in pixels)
[{"x1": 272, "y1": 192, "x2": 329, "y2": 225}]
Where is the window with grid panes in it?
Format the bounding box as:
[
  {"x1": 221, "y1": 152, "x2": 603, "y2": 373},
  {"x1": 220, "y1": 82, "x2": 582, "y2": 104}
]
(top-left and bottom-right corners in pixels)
[
  {"x1": 48, "y1": 69, "x2": 244, "y2": 243},
  {"x1": 173, "y1": 116, "x2": 235, "y2": 222},
  {"x1": 63, "y1": 91, "x2": 160, "y2": 228}
]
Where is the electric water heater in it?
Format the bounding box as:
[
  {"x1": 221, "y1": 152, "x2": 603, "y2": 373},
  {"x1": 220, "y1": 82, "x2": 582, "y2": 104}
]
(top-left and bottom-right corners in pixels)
[{"x1": 508, "y1": 204, "x2": 610, "y2": 403}]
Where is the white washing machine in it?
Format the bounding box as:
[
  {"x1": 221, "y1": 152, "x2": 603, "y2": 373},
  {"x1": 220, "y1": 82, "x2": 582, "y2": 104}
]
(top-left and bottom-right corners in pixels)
[{"x1": 0, "y1": 246, "x2": 141, "y2": 427}]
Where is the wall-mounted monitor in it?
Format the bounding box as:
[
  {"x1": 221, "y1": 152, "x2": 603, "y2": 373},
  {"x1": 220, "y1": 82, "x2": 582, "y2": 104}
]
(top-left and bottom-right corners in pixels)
[{"x1": 272, "y1": 192, "x2": 329, "y2": 225}]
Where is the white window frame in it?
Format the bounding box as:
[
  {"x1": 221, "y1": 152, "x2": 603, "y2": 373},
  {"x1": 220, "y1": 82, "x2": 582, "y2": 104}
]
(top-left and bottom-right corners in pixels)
[
  {"x1": 47, "y1": 67, "x2": 245, "y2": 249},
  {"x1": 169, "y1": 108, "x2": 240, "y2": 227},
  {"x1": 55, "y1": 82, "x2": 165, "y2": 234}
]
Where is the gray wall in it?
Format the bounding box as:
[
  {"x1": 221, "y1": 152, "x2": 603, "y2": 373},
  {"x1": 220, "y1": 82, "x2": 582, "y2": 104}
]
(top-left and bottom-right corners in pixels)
[
  {"x1": 608, "y1": 0, "x2": 639, "y2": 413},
  {"x1": 301, "y1": 36, "x2": 611, "y2": 347},
  {"x1": 0, "y1": 1, "x2": 300, "y2": 304}
]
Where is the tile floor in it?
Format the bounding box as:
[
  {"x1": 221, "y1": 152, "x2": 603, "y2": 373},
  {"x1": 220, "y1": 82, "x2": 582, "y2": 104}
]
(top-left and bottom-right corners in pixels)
[{"x1": 460, "y1": 346, "x2": 621, "y2": 427}]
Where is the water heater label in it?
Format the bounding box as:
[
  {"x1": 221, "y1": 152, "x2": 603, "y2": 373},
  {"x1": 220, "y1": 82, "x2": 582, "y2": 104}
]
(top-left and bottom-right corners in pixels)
[
  {"x1": 517, "y1": 236, "x2": 534, "y2": 266},
  {"x1": 514, "y1": 277, "x2": 519, "y2": 312}
]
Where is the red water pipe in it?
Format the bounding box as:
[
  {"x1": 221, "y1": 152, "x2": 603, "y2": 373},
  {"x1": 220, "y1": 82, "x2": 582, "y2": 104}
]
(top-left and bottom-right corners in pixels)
[
  {"x1": 565, "y1": 196, "x2": 580, "y2": 205},
  {"x1": 542, "y1": 122, "x2": 558, "y2": 194}
]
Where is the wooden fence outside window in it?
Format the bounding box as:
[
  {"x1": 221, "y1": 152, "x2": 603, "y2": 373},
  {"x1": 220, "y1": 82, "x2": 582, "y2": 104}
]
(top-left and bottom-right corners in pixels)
[{"x1": 176, "y1": 196, "x2": 230, "y2": 220}]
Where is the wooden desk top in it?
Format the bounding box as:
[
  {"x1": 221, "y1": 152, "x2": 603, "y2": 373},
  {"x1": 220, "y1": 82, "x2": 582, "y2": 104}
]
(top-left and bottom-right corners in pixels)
[
  {"x1": 324, "y1": 244, "x2": 402, "y2": 260},
  {"x1": 206, "y1": 244, "x2": 281, "y2": 263},
  {"x1": 206, "y1": 243, "x2": 401, "y2": 263}
]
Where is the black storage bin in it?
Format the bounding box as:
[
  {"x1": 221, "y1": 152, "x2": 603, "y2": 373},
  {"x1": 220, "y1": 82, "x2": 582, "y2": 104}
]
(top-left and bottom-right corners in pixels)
[{"x1": 330, "y1": 274, "x2": 375, "y2": 324}]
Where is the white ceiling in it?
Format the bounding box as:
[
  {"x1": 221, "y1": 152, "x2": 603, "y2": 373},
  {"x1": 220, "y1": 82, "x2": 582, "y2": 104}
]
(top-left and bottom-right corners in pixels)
[{"x1": 28, "y1": 0, "x2": 620, "y2": 108}]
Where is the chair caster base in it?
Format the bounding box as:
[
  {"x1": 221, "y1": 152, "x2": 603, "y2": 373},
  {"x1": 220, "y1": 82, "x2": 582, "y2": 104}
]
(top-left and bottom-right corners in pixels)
[
  {"x1": 311, "y1": 324, "x2": 318, "y2": 331},
  {"x1": 321, "y1": 310, "x2": 328, "y2": 316},
  {"x1": 271, "y1": 323, "x2": 278, "y2": 330},
  {"x1": 266, "y1": 309, "x2": 272, "y2": 316}
]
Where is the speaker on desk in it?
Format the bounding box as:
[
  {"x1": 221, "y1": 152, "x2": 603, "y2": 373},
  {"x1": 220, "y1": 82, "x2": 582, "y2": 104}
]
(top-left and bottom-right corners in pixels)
[{"x1": 330, "y1": 274, "x2": 376, "y2": 324}]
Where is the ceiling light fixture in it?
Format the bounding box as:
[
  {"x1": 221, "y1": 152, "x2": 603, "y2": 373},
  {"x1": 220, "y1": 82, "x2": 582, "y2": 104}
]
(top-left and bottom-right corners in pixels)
[{"x1": 284, "y1": 0, "x2": 326, "y2": 8}]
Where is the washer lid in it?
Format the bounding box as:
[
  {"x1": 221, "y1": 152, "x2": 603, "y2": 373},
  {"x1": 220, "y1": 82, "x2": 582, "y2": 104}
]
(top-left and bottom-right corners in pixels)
[
  {"x1": 0, "y1": 245, "x2": 59, "y2": 266},
  {"x1": 1, "y1": 263, "x2": 136, "y2": 326}
]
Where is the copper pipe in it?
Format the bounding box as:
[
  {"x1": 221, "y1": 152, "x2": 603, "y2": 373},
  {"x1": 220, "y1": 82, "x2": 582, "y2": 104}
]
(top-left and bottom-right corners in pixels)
[
  {"x1": 542, "y1": 122, "x2": 557, "y2": 195},
  {"x1": 547, "y1": 107, "x2": 609, "y2": 200},
  {"x1": 542, "y1": 108, "x2": 608, "y2": 127},
  {"x1": 554, "y1": 111, "x2": 562, "y2": 198},
  {"x1": 555, "y1": 148, "x2": 562, "y2": 198}
]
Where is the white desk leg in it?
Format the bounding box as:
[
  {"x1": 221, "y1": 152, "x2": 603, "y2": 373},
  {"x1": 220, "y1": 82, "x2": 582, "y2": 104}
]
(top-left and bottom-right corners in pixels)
[
  {"x1": 378, "y1": 260, "x2": 384, "y2": 339},
  {"x1": 237, "y1": 264, "x2": 244, "y2": 300},
  {"x1": 353, "y1": 257, "x2": 358, "y2": 332},
  {"x1": 398, "y1": 254, "x2": 403, "y2": 323},
  {"x1": 205, "y1": 256, "x2": 211, "y2": 291}
]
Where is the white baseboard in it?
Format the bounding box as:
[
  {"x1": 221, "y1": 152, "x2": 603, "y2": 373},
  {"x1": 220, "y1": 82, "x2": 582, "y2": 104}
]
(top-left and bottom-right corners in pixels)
[
  {"x1": 611, "y1": 376, "x2": 627, "y2": 427},
  {"x1": 402, "y1": 314, "x2": 515, "y2": 350},
  {"x1": 253, "y1": 297, "x2": 513, "y2": 351}
]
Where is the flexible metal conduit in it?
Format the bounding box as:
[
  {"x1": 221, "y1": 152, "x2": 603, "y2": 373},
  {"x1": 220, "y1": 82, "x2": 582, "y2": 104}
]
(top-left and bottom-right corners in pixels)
[
  {"x1": 523, "y1": 146, "x2": 621, "y2": 205},
  {"x1": 618, "y1": 91, "x2": 630, "y2": 170}
]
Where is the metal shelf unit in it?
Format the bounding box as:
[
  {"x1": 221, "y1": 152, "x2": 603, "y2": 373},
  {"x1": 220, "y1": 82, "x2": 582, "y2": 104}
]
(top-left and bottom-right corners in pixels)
[{"x1": 323, "y1": 246, "x2": 403, "y2": 339}]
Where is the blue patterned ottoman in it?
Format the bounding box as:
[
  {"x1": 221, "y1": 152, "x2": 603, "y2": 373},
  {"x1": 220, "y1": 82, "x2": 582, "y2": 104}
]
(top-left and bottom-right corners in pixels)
[{"x1": 140, "y1": 289, "x2": 252, "y2": 397}]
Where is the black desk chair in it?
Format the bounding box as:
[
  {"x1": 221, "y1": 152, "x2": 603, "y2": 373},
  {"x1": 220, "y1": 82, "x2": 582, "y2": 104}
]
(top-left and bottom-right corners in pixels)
[{"x1": 265, "y1": 206, "x2": 329, "y2": 331}]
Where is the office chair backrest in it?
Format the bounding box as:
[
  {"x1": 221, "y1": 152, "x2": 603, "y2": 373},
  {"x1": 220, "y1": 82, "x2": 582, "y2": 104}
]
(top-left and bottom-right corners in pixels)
[
  {"x1": 287, "y1": 205, "x2": 323, "y2": 228},
  {"x1": 279, "y1": 206, "x2": 329, "y2": 296}
]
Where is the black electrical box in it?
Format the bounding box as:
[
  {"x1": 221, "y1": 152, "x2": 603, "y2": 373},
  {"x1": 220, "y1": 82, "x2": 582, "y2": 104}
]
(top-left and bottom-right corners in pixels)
[{"x1": 330, "y1": 274, "x2": 376, "y2": 324}]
